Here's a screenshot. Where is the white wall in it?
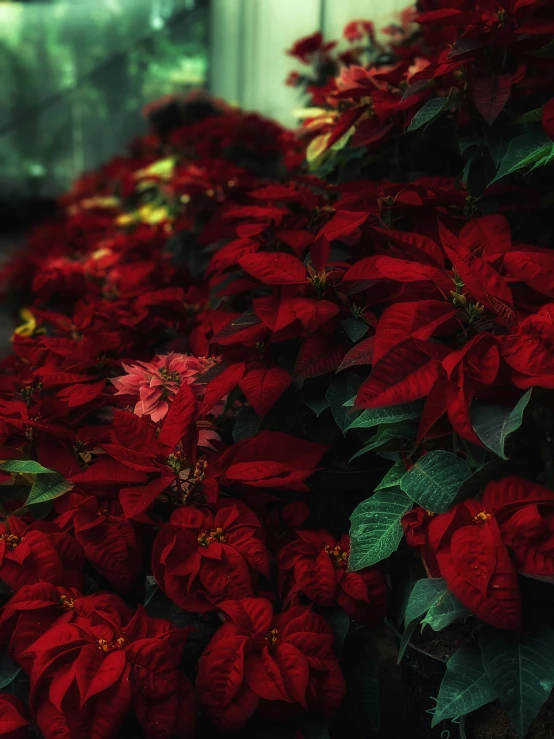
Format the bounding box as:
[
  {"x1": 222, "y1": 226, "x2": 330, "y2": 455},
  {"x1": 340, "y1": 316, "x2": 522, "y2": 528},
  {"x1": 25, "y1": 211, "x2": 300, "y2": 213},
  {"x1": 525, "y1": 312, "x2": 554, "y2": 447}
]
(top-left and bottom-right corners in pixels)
[{"x1": 210, "y1": 0, "x2": 406, "y2": 126}]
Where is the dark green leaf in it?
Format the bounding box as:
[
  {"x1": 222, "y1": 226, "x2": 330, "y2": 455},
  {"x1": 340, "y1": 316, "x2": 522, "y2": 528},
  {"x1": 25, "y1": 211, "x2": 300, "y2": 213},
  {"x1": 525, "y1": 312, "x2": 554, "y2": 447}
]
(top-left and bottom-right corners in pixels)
[
  {"x1": 408, "y1": 90, "x2": 455, "y2": 132},
  {"x1": 471, "y1": 390, "x2": 532, "y2": 460},
  {"x1": 433, "y1": 647, "x2": 495, "y2": 727},
  {"x1": 421, "y1": 586, "x2": 469, "y2": 632},
  {"x1": 350, "y1": 422, "x2": 417, "y2": 461},
  {"x1": 375, "y1": 460, "x2": 407, "y2": 491},
  {"x1": 341, "y1": 317, "x2": 369, "y2": 342},
  {"x1": 0, "y1": 460, "x2": 54, "y2": 474},
  {"x1": 304, "y1": 396, "x2": 330, "y2": 417},
  {"x1": 480, "y1": 626, "x2": 554, "y2": 738},
  {"x1": 491, "y1": 129, "x2": 553, "y2": 183},
  {"x1": 401, "y1": 451, "x2": 472, "y2": 513},
  {"x1": 0, "y1": 652, "x2": 21, "y2": 690},
  {"x1": 510, "y1": 109, "x2": 542, "y2": 125},
  {"x1": 346, "y1": 400, "x2": 424, "y2": 429},
  {"x1": 326, "y1": 374, "x2": 362, "y2": 433},
  {"x1": 349, "y1": 488, "x2": 412, "y2": 570},
  {"x1": 398, "y1": 578, "x2": 447, "y2": 661},
  {"x1": 26, "y1": 474, "x2": 73, "y2": 506},
  {"x1": 323, "y1": 608, "x2": 350, "y2": 657},
  {"x1": 232, "y1": 406, "x2": 260, "y2": 442},
  {"x1": 144, "y1": 575, "x2": 158, "y2": 606}
]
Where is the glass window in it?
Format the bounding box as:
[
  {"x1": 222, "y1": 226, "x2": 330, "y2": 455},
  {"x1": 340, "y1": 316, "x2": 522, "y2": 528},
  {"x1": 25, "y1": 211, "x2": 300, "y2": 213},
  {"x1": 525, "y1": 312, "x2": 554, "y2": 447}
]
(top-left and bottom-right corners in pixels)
[{"x1": 0, "y1": 0, "x2": 209, "y2": 197}]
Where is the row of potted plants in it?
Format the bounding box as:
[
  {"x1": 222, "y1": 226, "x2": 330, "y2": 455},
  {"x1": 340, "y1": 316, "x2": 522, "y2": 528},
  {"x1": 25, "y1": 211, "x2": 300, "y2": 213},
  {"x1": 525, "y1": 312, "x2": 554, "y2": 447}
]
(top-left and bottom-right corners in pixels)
[{"x1": 0, "y1": 1, "x2": 554, "y2": 737}]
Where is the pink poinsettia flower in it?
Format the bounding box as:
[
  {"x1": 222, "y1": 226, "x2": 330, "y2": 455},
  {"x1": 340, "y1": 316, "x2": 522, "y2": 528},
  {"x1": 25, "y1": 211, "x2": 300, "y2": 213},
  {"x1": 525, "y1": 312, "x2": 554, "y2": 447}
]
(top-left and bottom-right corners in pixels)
[{"x1": 111, "y1": 353, "x2": 216, "y2": 422}]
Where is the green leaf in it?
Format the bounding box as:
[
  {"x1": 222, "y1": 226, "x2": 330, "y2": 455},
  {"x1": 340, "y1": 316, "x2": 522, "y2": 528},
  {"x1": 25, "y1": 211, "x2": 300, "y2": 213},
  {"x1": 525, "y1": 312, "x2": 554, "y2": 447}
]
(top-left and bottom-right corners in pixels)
[
  {"x1": 432, "y1": 647, "x2": 495, "y2": 727},
  {"x1": 398, "y1": 578, "x2": 447, "y2": 661},
  {"x1": 375, "y1": 461, "x2": 407, "y2": 491},
  {"x1": 350, "y1": 422, "x2": 417, "y2": 461},
  {"x1": 144, "y1": 575, "x2": 158, "y2": 606},
  {"x1": 344, "y1": 655, "x2": 380, "y2": 732},
  {"x1": 408, "y1": 90, "x2": 455, "y2": 132},
  {"x1": 349, "y1": 488, "x2": 412, "y2": 570},
  {"x1": 232, "y1": 406, "x2": 260, "y2": 442},
  {"x1": 491, "y1": 129, "x2": 553, "y2": 183},
  {"x1": 400, "y1": 451, "x2": 471, "y2": 513},
  {"x1": 480, "y1": 626, "x2": 554, "y2": 738},
  {"x1": 0, "y1": 652, "x2": 21, "y2": 690},
  {"x1": 510, "y1": 108, "x2": 542, "y2": 125},
  {"x1": 420, "y1": 587, "x2": 469, "y2": 632},
  {"x1": 326, "y1": 374, "x2": 362, "y2": 434},
  {"x1": 346, "y1": 401, "x2": 424, "y2": 429},
  {"x1": 341, "y1": 317, "x2": 369, "y2": 343},
  {"x1": 26, "y1": 474, "x2": 73, "y2": 506},
  {"x1": 471, "y1": 390, "x2": 532, "y2": 460},
  {"x1": 304, "y1": 396, "x2": 330, "y2": 417},
  {"x1": 0, "y1": 460, "x2": 55, "y2": 475}
]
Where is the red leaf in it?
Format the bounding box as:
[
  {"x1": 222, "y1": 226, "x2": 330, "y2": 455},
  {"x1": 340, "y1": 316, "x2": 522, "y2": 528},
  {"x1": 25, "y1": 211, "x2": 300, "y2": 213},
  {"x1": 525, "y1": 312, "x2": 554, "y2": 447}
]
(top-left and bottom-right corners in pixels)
[
  {"x1": 78, "y1": 647, "x2": 126, "y2": 706},
  {"x1": 373, "y1": 301, "x2": 458, "y2": 365},
  {"x1": 238, "y1": 253, "x2": 306, "y2": 285},
  {"x1": 224, "y1": 205, "x2": 288, "y2": 224},
  {"x1": 248, "y1": 184, "x2": 301, "y2": 201},
  {"x1": 120, "y1": 476, "x2": 174, "y2": 519},
  {"x1": 356, "y1": 340, "x2": 441, "y2": 409},
  {"x1": 201, "y1": 362, "x2": 246, "y2": 414},
  {"x1": 371, "y1": 227, "x2": 445, "y2": 266},
  {"x1": 503, "y1": 250, "x2": 554, "y2": 297},
  {"x1": 71, "y1": 456, "x2": 147, "y2": 484},
  {"x1": 320, "y1": 210, "x2": 368, "y2": 242},
  {"x1": 101, "y1": 444, "x2": 158, "y2": 473},
  {"x1": 57, "y1": 380, "x2": 105, "y2": 408},
  {"x1": 309, "y1": 234, "x2": 330, "y2": 272},
  {"x1": 239, "y1": 367, "x2": 291, "y2": 418},
  {"x1": 457, "y1": 215, "x2": 512, "y2": 256},
  {"x1": 294, "y1": 336, "x2": 346, "y2": 379},
  {"x1": 158, "y1": 382, "x2": 198, "y2": 449},
  {"x1": 437, "y1": 519, "x2": 521, "y2": 629},
  {"x1": 472, "y1": 75, "x2": 512, "y2": 124},
  {"x1": 336, "y1": 337, "x2": 375, "y2": 372},
  {"x1": 207, "y1": 239, "x2": 259, "y2": 275},
  {"x1": 289, "y1": 298, "x2": 339, "y2": 333},
  {"x1": 112, "y1": 410, "x2": 159, "y2": 454}
]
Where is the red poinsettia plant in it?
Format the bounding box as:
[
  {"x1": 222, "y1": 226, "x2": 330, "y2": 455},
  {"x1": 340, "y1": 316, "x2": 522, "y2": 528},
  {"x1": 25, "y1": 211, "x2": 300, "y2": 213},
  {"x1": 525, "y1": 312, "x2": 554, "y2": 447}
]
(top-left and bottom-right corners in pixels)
[{"x1": 1, "y1": 2, "x2": 554, "y2": 738}]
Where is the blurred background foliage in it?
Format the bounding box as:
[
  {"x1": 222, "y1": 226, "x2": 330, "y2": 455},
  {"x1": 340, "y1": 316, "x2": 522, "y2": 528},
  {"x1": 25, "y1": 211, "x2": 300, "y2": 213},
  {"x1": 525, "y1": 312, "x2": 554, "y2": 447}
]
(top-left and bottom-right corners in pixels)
[{"x1": 0, "y1": 0, "x2": 209, "y2": 198}]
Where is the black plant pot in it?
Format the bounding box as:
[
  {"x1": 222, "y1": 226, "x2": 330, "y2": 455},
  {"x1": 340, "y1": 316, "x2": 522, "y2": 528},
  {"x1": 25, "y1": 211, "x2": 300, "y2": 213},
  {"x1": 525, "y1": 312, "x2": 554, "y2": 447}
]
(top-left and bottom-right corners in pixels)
[
  {"x1": 388, "y1": 623, "x2": 462, "y2": 739},
  {"x1": 308, "y1": 467, "x2": 389, "y2": 536}
]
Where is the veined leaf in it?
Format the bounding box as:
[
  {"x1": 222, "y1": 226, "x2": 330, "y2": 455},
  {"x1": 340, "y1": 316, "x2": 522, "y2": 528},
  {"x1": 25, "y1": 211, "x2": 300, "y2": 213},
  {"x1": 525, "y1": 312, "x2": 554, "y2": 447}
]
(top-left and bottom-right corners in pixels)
[
  {"x1": 480, "y1": 626, "x2": 554, "y2": 738},
  {"x1": 346, "y1": 400, "x2": 424, "y2": 429},
  {"x1": 408, "y1": 90, "x2": 455, "y2": 132},
  {"x1": 398, "y1": 578, "x2": 448, "y2": 661},
  {"x1": 0, "y1": 460, "x2": 55, "y2": 475},
  {"x1": 432, "y1": 647, "x2": 495, "y2": 727},
  {"x1": 420, "y1": 585, "x2": 469, "y2": 632},
  {"x1": 401, "y1": 451, "x2": 471, "y2": 513},
  {"x1": 349, "y1": 488, "x2": 412, "y2": 570},
  {"x1": 349, "y1": 422, "x2": 416, "y2": 461},
  {"x1": 26, "y1": 474, "x2": 73, "y2": 506},
  {"x1": 232, "y1": 406, "x2": 260, "y2": 442},
  {"x1": 375, "y1": 461, "x2": 407, "y2": 491},
  {"x1": 471, "y1": 389, "x2": 532, "y2": 460},
  {"x1": 491, "y1": 129, "x2": 553, "y2": 183}
]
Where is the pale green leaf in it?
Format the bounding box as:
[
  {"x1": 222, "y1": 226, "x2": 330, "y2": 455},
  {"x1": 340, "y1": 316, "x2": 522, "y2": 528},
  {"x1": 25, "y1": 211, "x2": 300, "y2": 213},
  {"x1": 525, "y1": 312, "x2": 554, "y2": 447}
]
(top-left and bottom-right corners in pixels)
[
  {"x1": 400, "y1": 451, "x2": 471, "y2": 513},
  {"x1": 349, "y1": 488, "x2": 412, "y2": 570}
]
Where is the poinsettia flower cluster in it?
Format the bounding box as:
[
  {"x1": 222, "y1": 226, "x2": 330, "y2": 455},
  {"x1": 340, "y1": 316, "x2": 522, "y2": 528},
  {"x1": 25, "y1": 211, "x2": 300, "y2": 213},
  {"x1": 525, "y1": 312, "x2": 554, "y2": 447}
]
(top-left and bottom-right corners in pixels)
[{"x1": 1, "y1": 2, "x2": 554, "y2": 735}]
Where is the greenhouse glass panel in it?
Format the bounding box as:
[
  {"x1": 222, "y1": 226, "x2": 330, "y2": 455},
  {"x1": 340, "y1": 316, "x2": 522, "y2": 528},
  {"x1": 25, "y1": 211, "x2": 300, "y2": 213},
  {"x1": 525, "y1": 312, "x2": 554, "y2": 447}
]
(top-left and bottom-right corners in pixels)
[{"x1": 0, "y1": 0, "x2": 210, "y2": 197}]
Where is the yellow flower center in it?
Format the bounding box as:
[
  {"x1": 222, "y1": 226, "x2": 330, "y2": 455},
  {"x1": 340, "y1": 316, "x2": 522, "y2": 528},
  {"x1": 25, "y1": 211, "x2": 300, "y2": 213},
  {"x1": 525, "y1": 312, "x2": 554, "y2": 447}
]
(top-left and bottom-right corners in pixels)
[
  {"x1": 324, "y1": 544, "x2": 349, "y2": 568},
  {"x1": 96, "y1": 636, "x2": 126, "y2": 652},
  {"x1": 473, "y1": 511, "x2": 492, "y2": 524},
  {"x1": 265, "y1": 628, "x2": 280, "y2": 648},
  {"x1": 197, "y1": 527, "x2": 226, "y2": 547},
  {"x1": 1, "y1": 534, "x2": 21, "y2": 550}
]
